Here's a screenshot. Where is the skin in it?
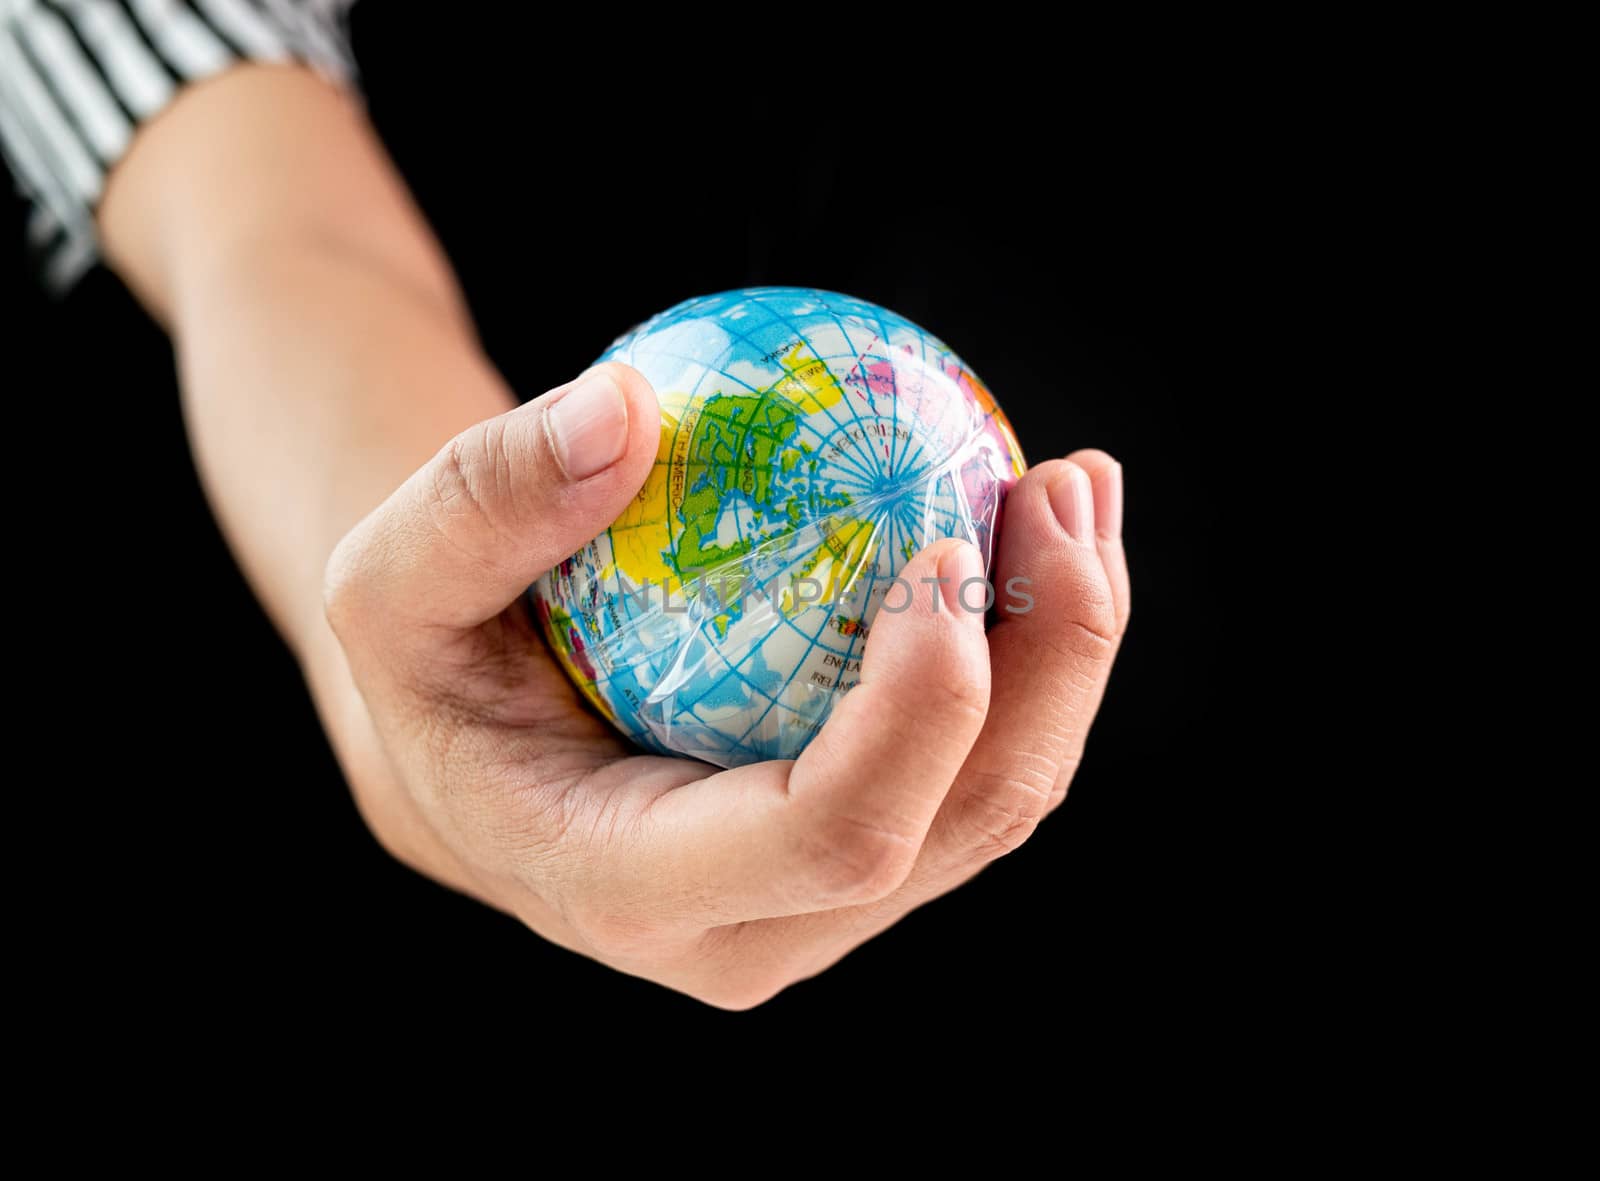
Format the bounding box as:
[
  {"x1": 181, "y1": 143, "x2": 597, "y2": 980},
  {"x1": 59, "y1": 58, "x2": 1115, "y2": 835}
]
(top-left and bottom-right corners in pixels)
[{"x1": 98, "y1": 65, "x2": 1131, "y2": 1008}]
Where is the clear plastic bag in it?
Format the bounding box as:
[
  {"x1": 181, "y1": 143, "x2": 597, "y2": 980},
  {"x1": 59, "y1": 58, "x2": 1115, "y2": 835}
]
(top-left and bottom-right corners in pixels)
[{"x1": 531, "y1": 287, "x2": 1025, "y2": 767}]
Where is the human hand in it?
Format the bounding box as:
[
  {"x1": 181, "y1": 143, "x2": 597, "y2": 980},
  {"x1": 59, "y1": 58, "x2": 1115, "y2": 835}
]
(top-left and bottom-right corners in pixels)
[{"x1": 324, "y1": 362, "x2": 1129, "y2": 1007}]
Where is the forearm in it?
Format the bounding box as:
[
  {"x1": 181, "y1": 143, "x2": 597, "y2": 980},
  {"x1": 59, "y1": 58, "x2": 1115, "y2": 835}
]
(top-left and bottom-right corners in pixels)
[
  {"x1": 167, "y1": 235, "x2": 512, "y2": 652},
  {"x1": 97, "y1": 65, "x2": 508, "y2": 881},
  {"x1": 99, "y1": 65, "x2": 513, "y2": 656}
]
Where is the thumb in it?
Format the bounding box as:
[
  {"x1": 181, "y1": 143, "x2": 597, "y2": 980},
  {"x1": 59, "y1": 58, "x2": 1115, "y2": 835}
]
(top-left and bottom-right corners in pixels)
[{"x1": 326, "y1": 362, "x2": 660, "y2": 635}]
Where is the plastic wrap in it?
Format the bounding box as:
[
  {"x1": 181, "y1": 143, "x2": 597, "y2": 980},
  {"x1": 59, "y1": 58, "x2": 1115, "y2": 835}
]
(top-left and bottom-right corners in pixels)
[{"x1": 531, "y1": 287, "x2": 1025, "y2": 767}]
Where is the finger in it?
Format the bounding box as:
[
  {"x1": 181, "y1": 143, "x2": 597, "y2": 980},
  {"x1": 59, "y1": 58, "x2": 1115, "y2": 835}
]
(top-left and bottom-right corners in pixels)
[
  {"x1": 325, "y1": 362, "x2": 661, "y2": 636},
  {"x1": 1047, "y1": 449, "x2": 1128, "y2": 812},
  {"x1": 1066, "y1": 448, "x2": 1129, "y2": 637},
  {"x1": 700, "y1": 456, "x2": 1130, "y2": 992},
  {"x1": 920, "y1": 456, "x2": 1124, "y2": 872},
  {"x1": 583, "y1": 539, "x2": 992, "y2": 930}
]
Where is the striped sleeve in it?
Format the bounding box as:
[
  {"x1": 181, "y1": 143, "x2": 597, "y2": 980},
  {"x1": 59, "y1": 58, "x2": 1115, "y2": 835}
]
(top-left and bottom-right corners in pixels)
[{"x1": 0, "y1": 0, "x2": 358, "y2": 294}]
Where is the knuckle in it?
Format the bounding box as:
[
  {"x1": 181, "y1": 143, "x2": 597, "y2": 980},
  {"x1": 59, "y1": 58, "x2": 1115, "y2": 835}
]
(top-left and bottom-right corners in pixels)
[
  {"x1": 801, "y1": 811, "x2": 919, "y2": 905},
  {"x1": 873, "y1": 670, "x2": 988, "y2": 748},
  {"x1": 429, "y1": 419, "x2": 518, "y2": 540},
  {"x1": 432, "y1": 426, "x2": 489, "y2": 525},
  {"x1": 1062, "y1": 572, "x2": 1120, "y2": 650},
  {"x1": 955, "y1": 763, "x2": 1055, "y2": 860},
  {"x1": 962, "y1": 799, "x2": 1040, "y2": 859},
  {"x1": 414, "y1": 421, "x2": 529, "y2": 581},
  {"x1": 923, "y1": 670, "x2": 990, "y2": 725},
  {"x1": 1049, "y1": 614, "x2": 1119, "y2": 669}
]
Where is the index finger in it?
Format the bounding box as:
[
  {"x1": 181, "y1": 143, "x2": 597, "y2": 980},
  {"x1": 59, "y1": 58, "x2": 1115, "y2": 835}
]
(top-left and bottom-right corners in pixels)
[{"x1": 580, "y1": 539, "x2": 992, "y2": 931}]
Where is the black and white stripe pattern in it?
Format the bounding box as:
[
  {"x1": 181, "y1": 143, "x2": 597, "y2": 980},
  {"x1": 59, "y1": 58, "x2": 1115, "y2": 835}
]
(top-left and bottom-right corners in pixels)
[{"x1": 0, "y1": 0, "x2": 357, "y2": 293}]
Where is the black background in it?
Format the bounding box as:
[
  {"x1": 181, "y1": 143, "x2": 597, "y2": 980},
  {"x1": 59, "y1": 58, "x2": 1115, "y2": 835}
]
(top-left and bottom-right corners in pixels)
[{"x1": 8, "y1": 10, "x2": 1272, "y2": 1047}]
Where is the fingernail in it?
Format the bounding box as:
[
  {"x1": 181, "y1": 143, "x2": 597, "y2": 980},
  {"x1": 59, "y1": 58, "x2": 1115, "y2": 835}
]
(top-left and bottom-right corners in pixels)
[
  {"x1": 938, "y1": 540, "x2": 984, "y2": 619},
  {"x1": 546, "y1": 370, "x2": 628, "y2": 480},
  {"x1": 1048, "y1": 465, "x2": 1095, "y2": 543},
  {"x1": 1097, "y1": 462, "x2": 1124, "y2": 539}
]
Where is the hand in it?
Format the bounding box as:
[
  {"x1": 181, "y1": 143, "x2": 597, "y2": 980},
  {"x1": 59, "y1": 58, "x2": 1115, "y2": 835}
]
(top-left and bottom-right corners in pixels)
[{"x1": 324, "y1": 362, "x2": 1130, "y2": 1007}]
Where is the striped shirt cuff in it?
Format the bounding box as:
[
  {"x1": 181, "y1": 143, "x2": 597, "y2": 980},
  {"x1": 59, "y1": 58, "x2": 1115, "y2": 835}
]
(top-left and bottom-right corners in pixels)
[{"x1": 0, "y1": 0, "x2": 359, "y2": 295}]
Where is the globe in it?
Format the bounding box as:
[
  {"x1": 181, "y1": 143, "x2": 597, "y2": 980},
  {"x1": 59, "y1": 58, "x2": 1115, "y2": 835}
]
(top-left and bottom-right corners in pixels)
[{"x1": 530, "y1": 287, "x2": 1025, "y2": 767}]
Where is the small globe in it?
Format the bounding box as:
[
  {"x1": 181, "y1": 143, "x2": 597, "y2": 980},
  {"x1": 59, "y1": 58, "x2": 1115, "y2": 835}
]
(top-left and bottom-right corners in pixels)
[{"x1": 531, "y1": 287, "x2": 1025, "y2": 767}]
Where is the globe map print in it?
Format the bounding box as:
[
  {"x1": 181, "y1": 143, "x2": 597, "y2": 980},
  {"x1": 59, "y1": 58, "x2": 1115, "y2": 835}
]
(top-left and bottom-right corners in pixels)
[{"x1": 531, "y1": 287, "x2": 1026, "y2": 767}]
